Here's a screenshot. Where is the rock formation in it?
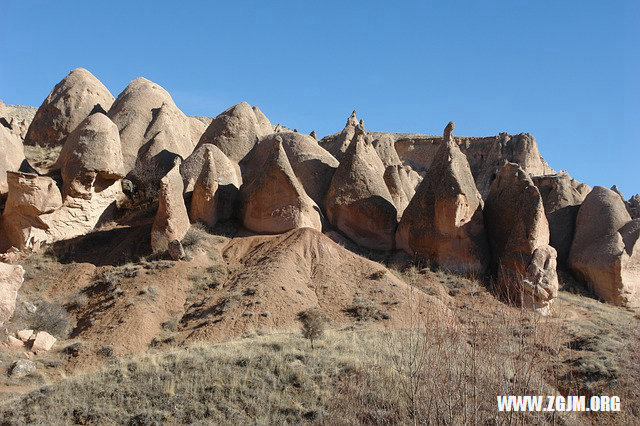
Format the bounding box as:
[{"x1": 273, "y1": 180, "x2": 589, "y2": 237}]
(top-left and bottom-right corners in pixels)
[
  {"x1": 383, "y1": 165, "x2": 414, "y2": 218},
  {"x1": 484, "y1": 162, "x2": 559, "y2": 314},
  {"x1": 196, "y1": 102, "x2": 273, "y2": 162},
  {"x1": 55, "y1": 113, "x2": 125, "y2": 198},
  {"x1": 190, "y1": 149, "x2": 220, "y2": 227},
  {"x1": 107, "y1": 78, "x2": 199, "y2": 175},
  {"x1": 569, "y1": 186, "x2": 639, "y2": 307},
  {"x1": 24, "y1": 68, "x2": 114, "y2": 147},
  {"x1": 396, "y1": 132, "x2": 555, "y2": 197},
  {"x1": 325, "y1": 126, "x2": 397, "y2": 250},
  {"x1": 626, "y1": 194, "x2": 640, "y2": 220},
  {"x1": 0, "y1": 262, "x2": 24, "y2": 327},
  {"x1": 0, "y1": 125, "x2": 26, "y2": 195},
  {"x1": 240, "y1": 137, "x2": 321, "y2": 234},
  {"x1": 151, "y1": 161, "x2": 190, "y2": 252},
  {"x1": 532, "y1": 172, "x2": 591, "y2": 263},
  {"x1": 320, "y1": 110, "x2": 360, "y2": 161},
  {"x1": 241, "y1": 132, "x2": 339, "y2": 208},
  {"x1": 396, "y1": 129, "x2": 489, "y2": 275}
]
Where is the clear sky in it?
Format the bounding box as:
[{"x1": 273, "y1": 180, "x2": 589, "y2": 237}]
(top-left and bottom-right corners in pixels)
[{"x1": 1, "y1": 1, "x2": 638, "y2": 195}]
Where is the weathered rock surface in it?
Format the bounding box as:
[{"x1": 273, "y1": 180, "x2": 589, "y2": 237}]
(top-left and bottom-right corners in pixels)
[
  {"x1": 17, "y1": 329, "x2": 33, "y2": 341},
  {"x1": 319, "y1": 110, "x2": 360, "y2": 161},
  {"x1": 0, "y1": 262, "x2": 24, "y2": 327},
  {"x1": 197, "y1": 102, "x2": 273, "y2": 162},
  {"x1": 31, "y1": 331, "x2": 57, "y2": 353},
  {"x1": 569, "y1": 186, "x2": 640, "y2": 308},
  {"x1": 190, "y1": 148, "x2": 220, "y2": 227},
  {"x1": 484, "y1": 162, "x2": 559, "y2": 314},
  {"x1": 626, "y1": 194, "x2": 640, "y2": 220},
  {"x1": 240, "y1": 138, "x2": 321, "y2": 234},
  {"x1": 55, "y1": 113, "x2": 125, "y2": 198},
  {"x1": 395, "y1": 132, "x2": 555, "y2": 197},
  {"x1": 24, "y1": 68, "x2": 114, "y2": 147},
  {"x1": 107, "y1": 78, "x2": 198, "y2": 174},
  {"x1": 396, "y1": 134, "x2": 489, "y2": 275},
  {"x1": 181, "y1": 144, "x2": 242, "y2": 194},
  {"x1": 151, "y1": 162, "x2": 190, "y2": 252},
  {"x1": 325, "y1": 127, "x2": 397, "y2": 250},
  {"x1": 0, "y1": 125, "x2": 26, "y2": 195},
  {"x1": 241, "y1": 132, "x2": 339, "y2": 208},
  {"x1": 9, "y1": 359, "x2": 35, "y2": 378},
  {"x1": 532, "y1": 172, "x2": 591, "y2": 263}
]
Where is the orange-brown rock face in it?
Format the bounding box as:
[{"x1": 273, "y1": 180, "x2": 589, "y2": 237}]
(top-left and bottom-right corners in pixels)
[
  {"x1": 151, "y1": 162, "x2": 190, "y2": 252},
  {"x1": 197, "y1": 102, "x2": 273, "y2": 162},
  {"x1": 396, "y1": 136, "x2": 489, "y2": 276},
  {"x1": 325, "y1": 127, "x2": 397, "y2": 251},
  {"x1": 24, "y1": 68, "x2": 114, "y2": 147},
  {"x1": 484, "y1": 162, "x2": 558, "y2": 314},
  {"x1": 532, "y1": 172, "x2": 591, "y2": 263},
  {"x1": 240, "y1": 138, "x2": 321, "y2": 234},
  {"x1": 0, "y1": 262, "x2": 24, "y2": 327},
  {"x1": 569, "y1": 186, "x2": 640, "y2": 309},
  {"x1": 0, "y1": 125, "x2": 26, "y2": 195},
  {"x1": 190, "y1": 149, "x2": 220, "y2": 228}
]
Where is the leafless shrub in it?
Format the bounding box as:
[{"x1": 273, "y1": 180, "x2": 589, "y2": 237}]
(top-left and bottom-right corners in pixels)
[
  {"x1": 345, "y1": 295, "x2": 390, "y2": 321},
  {"x1": 298, "y1": 309, "x2": 327, "y2": 349}
]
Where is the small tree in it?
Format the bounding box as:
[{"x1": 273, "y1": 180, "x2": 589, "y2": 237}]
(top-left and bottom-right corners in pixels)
[{"x1": 298, "y1": 309, "x2": 326, "y2": 349}]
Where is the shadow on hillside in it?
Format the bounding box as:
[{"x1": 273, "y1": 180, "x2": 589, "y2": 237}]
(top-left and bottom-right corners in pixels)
[{"x1": 49, "y1": 222, "x2": 153, "y2": 266}]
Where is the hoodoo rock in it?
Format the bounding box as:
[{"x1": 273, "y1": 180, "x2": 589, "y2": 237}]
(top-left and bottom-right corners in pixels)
[
  {"x1": 197, "y1": 102, "x2": 273, "y2": 162},
  {"x1": 0, "y1": 125, "x2": 26, "y2": 195},
  {"x1": 151, "y1": 161, "x2": 190, "y2": 252},
  {"x1": 383, "y1": 165, "x2": 415, "y2": 218},
  {"x1": 325, "y1": 126, "x2": 398, "y2": 250},
  {"x1": 396, "y1": 131, "x2": 489, "y2": 275},
  {"x1": 241, "y1": 132, "x2": 339, "y2": 208},
  {"x1": 396, "y1": 132, "x2": 555, "y2": 197},
  {"x1": 0, "y1": 262, "x2": 24, "y2": 327},
  {"x1": 626, "y1": 194, "x2": 640, "y2": 220},
  {"x1": 371, "y1": 134, "x2": 403, "y2": 167},
  {"x1": 532, "y1": 172, "x2": 591, "y2": 263},
  {"x1": 24, "y1": 68, "x2": 114, "y2": 147},
  {"x1": 240, "y1": 138, "x2": 322, "y2": 234},
  {"x1": 190, "y1": 149, "x2": 220, "y2": 227},
  {"x1": 320, "y1": 110, "x2": 360, "y2": 161},
  {"x1": 569, "y1": 186, "x2": 640, "y2": 308},
  {"x1": 55, "y1": 113, "x2": 125, "y2": 198},
  {"x1": 484, "y1": 162, "x2": 559, "y2": 314},
  {"x1": 107, "y1": 78, "x2": 199, "y2": 174}
]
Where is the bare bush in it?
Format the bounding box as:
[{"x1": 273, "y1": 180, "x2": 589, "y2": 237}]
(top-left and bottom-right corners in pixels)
[{"x1": 298, "y1": 309, "x2": 327, "y2": 349}]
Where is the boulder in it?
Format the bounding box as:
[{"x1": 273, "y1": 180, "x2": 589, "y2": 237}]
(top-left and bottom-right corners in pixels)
[
  {"x1": 190, "y1": 148, "x2": 220, "y2": 227},
  {"x1": 24, "y1": 68, "x2": 114, "y2": 147},
  {"x1": 7, "y1": 335, "x2": 23, "y2": 348},
  {"x1": 532, "y1": 172, "x2": 591, "y2": 263},
  {"x1": 569, "y1": 186, "x2": 640, "y2": 307},
  {"x1": 107, "y1": 78, "x2": 199, "y2": 174},
  {"x1": 0, "y1": 125, "x2": 26, "y2": 195},
  {"x1": 31, "y1": 331, "x2": 56, "y2": 353},
  {"x1": 0, "y1": 262, "x2": 24, "y2": 327},
  {"x1": 240, "y1": 137, "x2": 322, "y2": 234},
  {"x1": 241, "y1": 132, "x2": 339, "y2": 208},
  {"x1": 168, "y1": 240, "x2": 186, "y2": 261},
  {"x1": 626, "y1": 194, "x2": 640, "y2": 220},
  {"x1": 325, "y1": 126, "x2": 397, "y2": 250},
  {"x1": 55, "y1": 113, "x2": 125, "y2": 198},
  {"x1": 484, "y1": 162, "x2": 559, "y2": 314},
  {"x1": 396, "y1": 132, "x2": 489, "y2": 276},
  {"x1": 9, "y1": 359, "x2": 35, "y2": 378},
  {"x1": 17, "y1": 329, "x2": 33, "y2": 342},
  {"x1": 196, "y1": 102, "x2": 273, "y2": 162},
  {"x1": 151, "y1": 161, "x2": 190, "y2": 252},
  {"x1": 319, "y1": 110, "x2": 359, "y2": 161}
]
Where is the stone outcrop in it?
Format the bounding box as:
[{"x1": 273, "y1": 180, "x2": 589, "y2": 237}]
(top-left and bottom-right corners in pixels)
[
  {"x1": 396, "y1": 130, "x2": 489, "y2": 275},
  {"x1": 569, "y1": 186, "x2": 639, "y2": 307},
  {"x1": 31, "y1": 331, "x2": 57, "y2": 353},
  {"x1": 241, "y1": 131, "x2": 339, "y2": 208},
  {"x1": 151, "y1": 161, "x2": 190, "y2": 252},
  {"x1": 626, "y1": 194, "x2": 640, "y2": 220},
  {"x1": 371, "y1": 134, "x2": 403, "y2": 167},
  {"x1": 395, "y1": 132, "x2": 555, "y2": 197},
  {"x1": 1, "y1": 125, "x2": 26, "y2": 195},
  {"x1": 319, "y1": 110, "x2": 360, "y2": 161},
  {"x1": 325, "y1": 126, "x2": 397, "y2": 250},
  {"x1": 24, "y1": 68, "x2": 114, "y2": 147},
  {"x1": 532, "y1": 172, "x2": 591, "y2": 263},
  {"x1": 190, "y1": 149, "x2": 220, "y2": 227},
  {"x1": 0, "y1": 262, "x2": 24, "y2": 327},
  {"x1": 9, "y1": 360, "x2": 35, "y2": 378},
  {"x1": 383, "y1": 165, "x2": 415, "y2": 218},
  {"x1": 196, "y1": 102, "x2": 273, "y2": 162},
  {"x1": 107, "y1": 78, "x2": 199, "y2": 174},
  {"x1": 240, "y1": 137, "x2": 321, "y2": 234},
  {"x1": 181, "y1": 144, "x2": 242, "y2": 194},
  {"x1": 55, "y1": 113, "x2": 125, "y2": 198},
  {"x1": 484, "y1": 162, "x2": 559, "y2": 314}
]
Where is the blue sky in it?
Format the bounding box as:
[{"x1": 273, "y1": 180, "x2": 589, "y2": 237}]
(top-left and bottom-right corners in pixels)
[{"x1": 1, "y1": 1, "x2": 638, "y2": 195}]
